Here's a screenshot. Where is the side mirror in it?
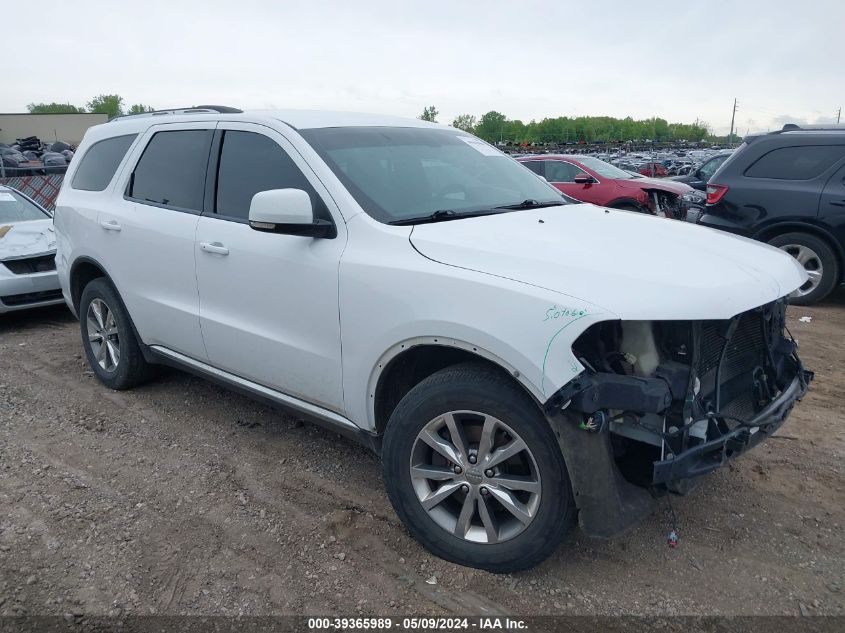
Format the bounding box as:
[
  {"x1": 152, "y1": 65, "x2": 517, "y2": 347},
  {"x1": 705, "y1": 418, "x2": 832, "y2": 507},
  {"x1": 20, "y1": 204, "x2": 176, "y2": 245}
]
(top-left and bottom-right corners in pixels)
[
  {"x1": 573, "y1": 173, "x2": 595, "y2": 185},
  {"x1": 248, "y1": 189, "x2": 335, "y2": 238}
]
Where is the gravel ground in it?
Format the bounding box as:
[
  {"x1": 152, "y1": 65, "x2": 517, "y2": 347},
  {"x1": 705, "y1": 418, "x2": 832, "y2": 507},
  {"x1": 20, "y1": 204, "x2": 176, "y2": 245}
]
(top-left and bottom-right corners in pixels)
[{"x1": 1, "y1": 291, "x2": 843, "y2": 618}]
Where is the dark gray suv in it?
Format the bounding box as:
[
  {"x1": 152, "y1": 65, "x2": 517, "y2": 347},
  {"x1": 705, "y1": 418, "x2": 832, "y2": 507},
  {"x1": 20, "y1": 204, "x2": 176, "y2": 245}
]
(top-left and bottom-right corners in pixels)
[{"x1": 698, "y1": 124, "x2": 845, "y2": 305}]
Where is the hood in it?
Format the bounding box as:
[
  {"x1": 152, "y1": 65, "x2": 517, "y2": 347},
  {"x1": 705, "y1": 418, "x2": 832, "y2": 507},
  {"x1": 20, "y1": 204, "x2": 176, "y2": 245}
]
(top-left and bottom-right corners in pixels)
[
  {"x1": 409, "y1": 204, "x2": 806, "y2": 321},
  {"x1": 0, "y1": 219, "x2": 57, "y2": 260},
  {"x1": 618, "y1": 176, "x2": 692, "y2": 195}
]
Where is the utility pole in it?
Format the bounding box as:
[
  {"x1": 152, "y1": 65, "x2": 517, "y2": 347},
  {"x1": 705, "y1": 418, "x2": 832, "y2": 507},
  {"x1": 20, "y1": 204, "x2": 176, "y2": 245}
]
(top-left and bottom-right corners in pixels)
[
  {"x1": 728, "y1": 98, "x2": 738, "y2": 148},
  {"x1": 837, "y1": 107, "x2": 842, "y2": 124}
]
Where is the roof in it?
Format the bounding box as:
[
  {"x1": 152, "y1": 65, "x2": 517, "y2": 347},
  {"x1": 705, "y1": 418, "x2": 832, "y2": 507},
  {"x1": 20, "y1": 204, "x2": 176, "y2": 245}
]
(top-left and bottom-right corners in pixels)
[
  {"x1": 103, "y1": 108, "x2": 447, "y2": 131},
  {"x1": 80, "y1": 109, "x2": 453, "y2": 146}
]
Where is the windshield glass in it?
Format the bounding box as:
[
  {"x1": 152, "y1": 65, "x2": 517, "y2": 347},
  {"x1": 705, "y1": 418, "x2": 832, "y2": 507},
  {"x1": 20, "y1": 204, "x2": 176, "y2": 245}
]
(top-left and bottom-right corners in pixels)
[
  {"x1": 575, "y1": 156, "x2": 635, "y2": 180},
  {"x1": 0, "y1": 189, "x2": 49, "y2": 223},
  {"x1": 300, "y1": 127, "x2": 567, "y2": 223}
]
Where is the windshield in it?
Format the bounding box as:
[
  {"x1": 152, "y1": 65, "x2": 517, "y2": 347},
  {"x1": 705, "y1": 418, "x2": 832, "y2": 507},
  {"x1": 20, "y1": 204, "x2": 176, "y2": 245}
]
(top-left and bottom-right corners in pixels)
[
  {"x1": 300, "y1": 127, "x2": 568, "y2": 224},
  {"x1": 574, "y1": 156, "x2": 635, "y2": 180},
  {"x1": 0, "y1": 189, "x2": 49, "y2": 223}
]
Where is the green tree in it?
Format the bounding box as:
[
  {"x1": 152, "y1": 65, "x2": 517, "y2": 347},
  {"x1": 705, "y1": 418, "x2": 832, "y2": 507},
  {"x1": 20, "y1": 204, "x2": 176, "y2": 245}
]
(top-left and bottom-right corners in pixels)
[
  {"x1": 418, "y1": 106, "x2": 439, "y2": 122},
  {"x1": 451, "y1": 114, "x2": 476, "y2": 133},
  {"x1": 127, "y1": 103, "x2": 154, "y2": 115},
  {"x1": 474, "y1": 111, "x2": 507, "y2": 143},
  {"x1": 87, "y1": 94, "x2": 125, "y2": 119},
  {"x1": 26, "y1": 102, "x2": 86, "y2": 114}
]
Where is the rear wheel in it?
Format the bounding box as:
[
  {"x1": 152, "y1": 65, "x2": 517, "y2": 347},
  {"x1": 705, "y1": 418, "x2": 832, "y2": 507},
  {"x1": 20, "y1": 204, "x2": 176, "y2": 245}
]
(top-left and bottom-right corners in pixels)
[
  {"x1": 382, "y1": 362, "x2": 575, "y2": 572},
  {"x1": 768, "y1": 232, "x2": 839, "y2": 305},
  {"x1": 79, "y1": 278, "x2": 155, "y2": 389}
]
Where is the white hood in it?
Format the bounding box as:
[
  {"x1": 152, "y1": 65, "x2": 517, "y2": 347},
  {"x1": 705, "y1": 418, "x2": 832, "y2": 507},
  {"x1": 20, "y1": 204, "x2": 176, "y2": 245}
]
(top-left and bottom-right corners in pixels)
[
  {"x1": 0, "y1": 219, "x2": 57, "y2": 260},
  {"x1": 409, "y1": 204, "x2": 806, "y2": 320}
]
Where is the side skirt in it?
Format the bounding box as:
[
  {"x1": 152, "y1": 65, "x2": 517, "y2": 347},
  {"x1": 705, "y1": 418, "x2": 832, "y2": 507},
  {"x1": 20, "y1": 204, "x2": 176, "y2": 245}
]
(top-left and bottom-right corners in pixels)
[{"x1": 148, "y1": 346, "x2": 382, "y2": 454}]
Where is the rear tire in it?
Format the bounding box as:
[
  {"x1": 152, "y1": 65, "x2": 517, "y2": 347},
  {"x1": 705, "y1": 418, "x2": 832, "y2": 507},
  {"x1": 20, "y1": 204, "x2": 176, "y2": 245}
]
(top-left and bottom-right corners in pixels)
[
  {"x1": 768, "y1": 232, "x2": 839, "y2": 305},
  {"x1": 79, "y1": 278, "x2": 156, "y2": 390},
  {"x1": 382, "y1": 362, "x2": 575, "y2": 572}
]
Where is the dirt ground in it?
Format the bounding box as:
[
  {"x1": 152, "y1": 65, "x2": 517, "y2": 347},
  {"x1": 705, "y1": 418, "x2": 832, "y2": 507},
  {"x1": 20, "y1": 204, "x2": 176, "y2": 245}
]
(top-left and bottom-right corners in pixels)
[{"x1": 1, "y1": 291, "x2": 843, "y2": 619}]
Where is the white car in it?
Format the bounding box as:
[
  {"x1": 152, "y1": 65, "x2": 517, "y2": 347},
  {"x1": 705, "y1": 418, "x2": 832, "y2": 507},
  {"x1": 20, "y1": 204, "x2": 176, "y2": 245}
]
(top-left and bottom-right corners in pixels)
[
  {"x1": 53, "y1": 107, "x2": 812, "y2": 571},
  {"x1": 0, "y1": 185, "x2": 64, "y2": 313}
]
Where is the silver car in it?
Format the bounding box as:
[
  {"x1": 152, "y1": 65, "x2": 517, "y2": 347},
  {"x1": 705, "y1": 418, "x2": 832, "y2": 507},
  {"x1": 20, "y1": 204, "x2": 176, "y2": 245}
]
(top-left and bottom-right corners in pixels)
[{"x1": 0, "y1": 185, "x2": 63, "y2": 313}]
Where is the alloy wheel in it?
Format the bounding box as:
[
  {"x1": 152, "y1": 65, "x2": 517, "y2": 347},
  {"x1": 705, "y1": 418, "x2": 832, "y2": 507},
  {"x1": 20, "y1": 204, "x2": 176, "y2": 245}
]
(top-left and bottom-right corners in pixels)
[
  {"x1": 86, "y1": 298, "x2": 120, "y2": 372},
  {"x1": 779, "y1": 244, "x2": 824, "y2": 297},
  {"x1": 409, "y1": 411, "x2": 541, "y2": 544}
]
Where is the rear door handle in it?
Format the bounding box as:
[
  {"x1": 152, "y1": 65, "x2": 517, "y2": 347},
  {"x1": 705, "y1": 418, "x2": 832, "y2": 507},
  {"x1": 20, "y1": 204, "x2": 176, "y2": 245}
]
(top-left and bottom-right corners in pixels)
[
  {"x1": 199, "y1": 241, "x2": 229, "y2": 256},
  {"x1": 829, "y1": 199, "x2": 845, "y2": 207},
  {"x1": 100, "y1": 220, "x2": 121, "y2": 232}
]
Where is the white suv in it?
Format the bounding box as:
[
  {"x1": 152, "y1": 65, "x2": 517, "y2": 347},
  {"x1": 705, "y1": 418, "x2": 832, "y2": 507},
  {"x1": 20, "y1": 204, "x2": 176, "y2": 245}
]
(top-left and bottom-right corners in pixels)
[{"x1": 54, "y1": 107, "x2": 812, "y2": 571}]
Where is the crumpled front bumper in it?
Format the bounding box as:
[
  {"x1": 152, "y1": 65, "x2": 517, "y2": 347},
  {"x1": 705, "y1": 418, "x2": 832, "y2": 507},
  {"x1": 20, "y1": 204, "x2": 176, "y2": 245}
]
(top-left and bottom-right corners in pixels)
[{"x1": 652, "y1": 366, "x2": 812, "y2": 485}]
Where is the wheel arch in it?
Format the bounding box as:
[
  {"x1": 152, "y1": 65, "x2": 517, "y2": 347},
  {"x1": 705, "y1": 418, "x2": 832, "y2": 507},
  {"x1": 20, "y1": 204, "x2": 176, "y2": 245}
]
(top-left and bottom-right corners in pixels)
[
  {"x1": 69, "y1": 256, "x2": 113, "y2": 314},
  {"x1": 754, "y1": 222, "x2": 844, "y2": 281},
  {"x1": 369, "y1": 338, "x2": 544, "y2": 435}
]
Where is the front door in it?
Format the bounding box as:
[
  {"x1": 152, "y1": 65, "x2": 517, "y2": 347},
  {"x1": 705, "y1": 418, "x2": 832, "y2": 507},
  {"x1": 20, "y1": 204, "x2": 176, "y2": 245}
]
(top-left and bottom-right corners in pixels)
[{"x1": 194, "y1": 123, "x2": 346, "y2": 413}]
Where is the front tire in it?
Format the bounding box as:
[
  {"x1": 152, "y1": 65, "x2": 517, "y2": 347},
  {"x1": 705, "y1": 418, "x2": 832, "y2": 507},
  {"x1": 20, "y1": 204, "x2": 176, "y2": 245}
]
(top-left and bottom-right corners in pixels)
[
  {"x1": 769, "y1": 232, "x2": 839, "y2": 305},
  {"x1": 79, "y1": 278, "x2": 155, "y2": 390},
  {"x1": 382, "y1": 362, "x2": 575, "y2": 572}
]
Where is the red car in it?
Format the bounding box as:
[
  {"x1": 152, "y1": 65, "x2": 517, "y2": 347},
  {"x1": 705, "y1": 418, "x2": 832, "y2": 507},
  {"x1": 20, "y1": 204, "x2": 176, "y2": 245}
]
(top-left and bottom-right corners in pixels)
[
  {"x1": 517, "y1": 154, "x2": 693, "y2": 218},
  {"x1": 637, "y1": 161, "x2": 669, "y2": 177}
]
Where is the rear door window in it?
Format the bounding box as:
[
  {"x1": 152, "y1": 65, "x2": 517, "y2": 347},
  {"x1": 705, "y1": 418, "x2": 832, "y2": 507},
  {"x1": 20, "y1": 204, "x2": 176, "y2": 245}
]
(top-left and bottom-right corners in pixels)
[
  {"x1": 744, "y1": 145, "x2": 845, "y2": 180},
  {"x1": 128, "y1": 130, "x2": 213, "y2": 212},
  {"x1": 71, "y1": 134, "x2": 137, "y2": 191}
]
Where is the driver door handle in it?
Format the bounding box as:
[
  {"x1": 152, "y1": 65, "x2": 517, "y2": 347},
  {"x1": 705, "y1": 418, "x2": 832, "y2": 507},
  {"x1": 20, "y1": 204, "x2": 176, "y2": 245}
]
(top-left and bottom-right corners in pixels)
[
  {"x1": 199, "y1": 241, "x2": 230, "y2": 256},
  {"x1": 100, "y1": 220, "x2": 121, "y2": 232},
  {"x1": 829, "y1": 199, "x2": 845, "y2": 207}
]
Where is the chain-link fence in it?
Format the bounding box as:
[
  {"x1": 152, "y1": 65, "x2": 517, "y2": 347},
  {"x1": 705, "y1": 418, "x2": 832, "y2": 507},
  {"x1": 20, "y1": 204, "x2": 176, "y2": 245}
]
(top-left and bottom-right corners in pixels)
[{"x1": 0, "y1": 174, "x2": 64, "y2": 210}]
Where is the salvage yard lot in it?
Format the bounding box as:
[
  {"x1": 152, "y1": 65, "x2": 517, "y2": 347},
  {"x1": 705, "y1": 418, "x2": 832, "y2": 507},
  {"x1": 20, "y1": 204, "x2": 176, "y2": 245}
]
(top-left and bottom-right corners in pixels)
[{"x1": 1, "y1": 293, "x2": 844, "y2": 617}]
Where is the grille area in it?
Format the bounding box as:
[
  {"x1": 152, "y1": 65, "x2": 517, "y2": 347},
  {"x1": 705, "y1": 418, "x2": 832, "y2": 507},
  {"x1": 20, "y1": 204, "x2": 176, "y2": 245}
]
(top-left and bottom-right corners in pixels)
[
  {"x1": 1, "y1": 289, "x2": 63, "y2": 307},
  {"x1": 2, "y1": 254, "x2": 56, "y2": 275}
]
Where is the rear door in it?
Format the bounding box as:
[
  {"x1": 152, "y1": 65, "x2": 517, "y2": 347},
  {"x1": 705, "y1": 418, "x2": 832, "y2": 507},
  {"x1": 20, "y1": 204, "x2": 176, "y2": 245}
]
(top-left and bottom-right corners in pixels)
[
  {"x1": 819, "y1": 160, "x2": 845, "y2": 253},
  {"x1": 194, "y1": 122, "x2": 346, "y2": 412},
  {"x1": 105, "y1": 122, "x2": 214, "y2": 359}
]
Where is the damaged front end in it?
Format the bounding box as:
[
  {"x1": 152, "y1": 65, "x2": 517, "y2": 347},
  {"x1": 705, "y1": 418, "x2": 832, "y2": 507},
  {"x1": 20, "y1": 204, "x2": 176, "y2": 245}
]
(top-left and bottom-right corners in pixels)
[{"x1": 545, "y1": 298, "x2": 812, "y2": 538}]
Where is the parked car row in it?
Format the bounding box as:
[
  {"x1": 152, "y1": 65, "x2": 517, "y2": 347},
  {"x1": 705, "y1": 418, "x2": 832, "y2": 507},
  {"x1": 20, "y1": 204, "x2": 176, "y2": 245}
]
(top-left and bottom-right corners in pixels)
[{"x1": 44, "y1": 107, "x2": 812, "y2": 573}]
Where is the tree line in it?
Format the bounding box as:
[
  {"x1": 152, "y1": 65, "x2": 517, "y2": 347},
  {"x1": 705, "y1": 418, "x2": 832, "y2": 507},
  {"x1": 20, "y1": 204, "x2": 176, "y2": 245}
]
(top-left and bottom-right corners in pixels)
[
  {"x1": 24, "y1": 97, "x2": 713, "y2": 143},
  {"x1": 419, "y1": 106, "x2": 712, "y2": 144},
  {"x1": 27, "y1": 95, "x2": 153, "y2": 120}
]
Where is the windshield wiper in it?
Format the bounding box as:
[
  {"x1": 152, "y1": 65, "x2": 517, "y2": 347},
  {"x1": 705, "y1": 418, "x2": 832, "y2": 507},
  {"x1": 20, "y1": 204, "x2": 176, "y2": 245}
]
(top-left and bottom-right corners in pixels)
[
  {"x1": 495, "y1": 199, "x2": 567, "y2": 210},
  {"x1": 388, "y1": 209, "x2": 506, "y2": 226}
]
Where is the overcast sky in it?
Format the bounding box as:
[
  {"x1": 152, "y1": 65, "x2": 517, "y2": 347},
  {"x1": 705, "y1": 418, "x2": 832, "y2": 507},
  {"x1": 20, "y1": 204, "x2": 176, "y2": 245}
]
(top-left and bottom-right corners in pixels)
[{"x1": 4, "y1": 0, "x2": 842, "y2": 134}]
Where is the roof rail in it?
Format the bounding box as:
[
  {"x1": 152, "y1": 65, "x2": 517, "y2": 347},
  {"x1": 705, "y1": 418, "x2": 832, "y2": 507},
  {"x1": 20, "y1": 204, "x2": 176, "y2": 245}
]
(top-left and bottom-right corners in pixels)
[
  {"x1": 109, "y1": 105, "x2": 243, "y2": 122},
  {"x1": 774, "y1": 123, "x2": 845, "y2": 133}
]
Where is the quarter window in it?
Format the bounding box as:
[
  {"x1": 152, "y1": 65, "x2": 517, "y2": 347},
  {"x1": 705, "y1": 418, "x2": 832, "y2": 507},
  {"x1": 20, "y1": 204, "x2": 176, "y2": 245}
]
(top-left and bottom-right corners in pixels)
[
  {"x1": 71, "y1": 134, "x2": 137, "y2": 191},
  {"x1": 215, "y1": 131, "x2": 324, "y2": 221},
  {"x1": 129, "y1": 130, "x2": 213, "y2": 211},
  {"x1": 744, "y1": 146, "x2": 845, "y2": 180}
]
